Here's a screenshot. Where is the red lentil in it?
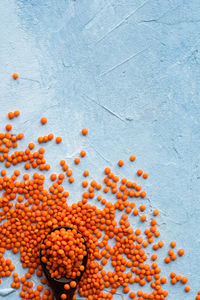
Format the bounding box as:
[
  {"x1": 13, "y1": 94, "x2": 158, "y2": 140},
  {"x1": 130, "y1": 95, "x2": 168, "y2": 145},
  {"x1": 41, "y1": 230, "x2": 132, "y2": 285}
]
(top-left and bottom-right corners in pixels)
[
  {"x1": 129, "y1": 155, "x2": 136, "y2": 162},
  {"x1": 40, "y1": 117, "x2": 47, "y2": 125},
  {"x1": 118, "y1": 160, "x2": 124, "y2": 167},
  {"x1": 12, "y1": 73, "x2": 19, "y2": 79},
  {"x1": 55, "y1": 137, "x2": 62, "y2": 143},
  {"x1": 82, "y1": 128, "x2": 88, "y2": 135},
  {"x1": 178, "y1": 249, "x2": 184, "y2": 256}
]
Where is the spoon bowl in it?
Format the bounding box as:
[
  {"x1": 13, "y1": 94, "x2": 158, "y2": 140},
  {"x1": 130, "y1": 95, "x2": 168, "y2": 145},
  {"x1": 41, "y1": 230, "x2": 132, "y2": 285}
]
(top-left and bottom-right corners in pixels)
[{"x1": 40, "y1": 226, "x2": 88, "y2": 300}]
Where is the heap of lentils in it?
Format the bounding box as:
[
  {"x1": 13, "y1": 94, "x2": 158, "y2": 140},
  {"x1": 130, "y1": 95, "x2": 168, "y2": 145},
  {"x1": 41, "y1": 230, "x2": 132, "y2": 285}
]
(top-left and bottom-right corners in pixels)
[
  {"x1": 41, "y1": 228, "x2": 87, "y2": 280},
  {"x1": 0, "y1": 109, "x2": 195, "y2": 300}
]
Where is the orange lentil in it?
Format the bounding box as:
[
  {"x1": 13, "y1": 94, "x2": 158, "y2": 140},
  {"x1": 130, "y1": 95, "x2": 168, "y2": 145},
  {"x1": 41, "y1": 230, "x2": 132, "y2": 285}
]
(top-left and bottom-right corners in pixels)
[
  {"x1": 158, "y1": 241, "x2": 164, "y2": 248},
  {"x1": 137, "y1": 169, "x2": 143, "y2": 176},
  {"x1": 133, "y1": 209, "x2": 139, "y2": 216},
  {"x1": 80, "y1": 150, "x2": 86, "y2": 157},
  {"x1": 140, "y1": 215, "x2": 146, "y2": 222},
  {"x1": 60, "y1": 159, "x2": 65, "y2": 166},
  {"x1": 28, "y1": 143, "x2": 35, "y2": 150},
  {"x1": 140, "y1": 191, "x2": 146, "y2": 198},
  {"x1": 15, "y1": 282, "x2": 20, "y2": 289},
  {"x1": 123, "y1": 287, "x2": 129, "y2": 293},
  {"x1": 68, "y1": 177, "x2": 74, "y2": 183},
  {"x1": 1, "y1": 169, "x2": 6, "y2": 176},
  {"x1": 151, "y1": 254, "x2": 157, "y2": 261},
  {"x1": 37, "y1": 284, "x2": 43, "y2": 291},
  {"x1": 83, "y1": 170, "x2": 89, "y2": 177},
  {"x1": 66, "y1": 169, "x2": 72, "y2": 177},
  {"x1": 64, "y1": 284, "x2": 70, "y2": 290},
  {"x1": 153, "y1": 209, "x2": 159, "y2": 216},
  {"x1": 5, "y1": 124, "x2": 12, "y2": 131},
  {"x1": 103, "y1": 187, "x2": 109, "y2": 193},
  {"x1": 170, "y1": 241, "x2": 176, "y2": 248},
  {"x1": 153, "y1": 244, "x2": 159, "y2": 251},
  {"x1": 164, "y1": 257, "x2": 171, "y2": 264},
  {"x1": 74, "y1": 157, "x2": 80, "y2": 164},
  {"x1": 101, "y1": 258, "x2": 107, "y2": 266},
  {"x1": 70, "y1": 281, "x2": 77, "y2": 288},
  {"x1": 196, "y1": 291, "x2": 200, "y2": 300},
  {"x1": 178, "y1": 249, "x2": 184, "y2": 256},
  {"x1": 129, "y1": 292, "x2": 136, "y2": 298},
  {"x1": 168, "y1": 249, "x2": 174, "y2": 256},
  {"x1": 8, "y1": 112, "x2": 14, "y2": 119},
  {"x1": 82, "y1": 180, "x2": 88, "y2": 188},
  {"x1": 38, "y1": 136, "x2": 43, "y2": 143},
  {"x1": 139, "y1": 204, "x2": 146, "y2": 211},
  {"x1": 12, "y1": 73, "x2": 19, "y2": 79},
  {"x1": 181, "y1": 277, "x2": 188, "y2": 284},
  {"x1": 41, "y1": 117, "x2": 47, "y2": 125},
  {"x1": 143, "y1": 173, "x2": 148, "y2": 179},
  {"x1": 118, "y1": 160, "x2": 124, "y2": 167},
  {"x1": 171, "y1": 254, "x2": 177, "y2": 261},
  {"x1": 62, "y1": 164, "x2": 68, "y2": 171},
  {"x1": 48, "y1": 133, "x2": 54, "y2": 140},
  {"x1": 130, "y1": 155, "x2": 136, "y2": 161},
  {"x1": 171, "y1": 278, "x2": 177, "y2": 285},
  {"x1": 82, "y1": 128, "x2": 88, "y2": 135},
  {"x1": 50, "y1": 174, "x2": 57, "y2": 181},
  {"x1": 176, "y1": 274, "x2": 182, "y2": 281},
  {"x1": 104, "y1": 167, "x2": 111, "y2": 174},
  {"x1": 14, "y1": 110, "x2": 20, "y2": 117},
  {"x1": 55, "y1": 136, "x2": 62, "y2": 143},
  {"x1": 161, "y1": 277, "x2": 167, "y2": 284},
  {"x1": 185, "y1": 286, "x2": 190, "y2": 292},
  {"x1": 170, "y1": 272, "x2": 176, "y2": 278}
]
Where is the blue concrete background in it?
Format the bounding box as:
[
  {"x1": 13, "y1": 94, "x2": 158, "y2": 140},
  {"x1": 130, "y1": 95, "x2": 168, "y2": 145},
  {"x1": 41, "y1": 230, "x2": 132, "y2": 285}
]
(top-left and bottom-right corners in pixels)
[{"x1": 0, "y1": 0, "x2": 200, "y2": 299}]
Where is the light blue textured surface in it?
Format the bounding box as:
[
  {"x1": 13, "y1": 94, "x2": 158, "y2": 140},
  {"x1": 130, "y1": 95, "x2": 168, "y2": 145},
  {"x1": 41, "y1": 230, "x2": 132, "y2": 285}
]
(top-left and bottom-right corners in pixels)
[{"x1": 0, "y1": 0, "x2": 200, "y2": 299}]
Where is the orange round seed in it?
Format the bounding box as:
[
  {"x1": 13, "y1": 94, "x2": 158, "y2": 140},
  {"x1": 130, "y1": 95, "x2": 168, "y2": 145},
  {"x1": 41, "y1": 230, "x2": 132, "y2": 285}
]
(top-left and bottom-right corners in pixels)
[
  {"x1": 118, "y1": 160, "x2": 124, "y2": 167},
  {"x1": 140, "y1": 215, "x2": 146, "y2": 222},
  {"x1": 181, "y1": 277, "x2": 188, "y2": 284},
  {"x1": 178, "y1": 249, "x2": 184, "y2": 256},
  {"x1": 130, "y1": 155, "x2": 136, "y2": 161},
  {"x1": 12, "y1": 73, "x2": 19, "y2": 79},
  {"x1": 5, "y1": 124, "x2": 12, "y2": 131},
  {"x1": 164, "y1": 257, "x2": 171, "y2": 264},
  {"x1": 8, "y1": 112, "x2": 14, "y2": 119},
  {"x1": 14, "y1": 110, "x2": 20, "y2": 117},
  {"x1": 41, "y1": 117, "x2": 47, "y2": 124},
  {"x1": 56, "y1": 137, "x2": 62, "y2": 143},
  {"x1": 185, "y1": 286, "x2": 190, "y2": 292},
  {"x1": 80, "y1": 150, "x2": 86, "y2": 157},
  {"x1": 82, "y1": 128, "x2": 88, "y2": 135},
  {"x1": 153, "y1": 209, "x2": 159, "y2": 216},
  {"x1": 137, "y1": 169, "x2": 143, "y2": 176},
  {"x1": 83, "y1": 170, "x2": 89, "y2": 177},
  {"x1": 74, "y1": 158, "x2": 80, "y2": 165},
  {"x1": 170, "y1": 241, "x2": 176, "y2": 248}
]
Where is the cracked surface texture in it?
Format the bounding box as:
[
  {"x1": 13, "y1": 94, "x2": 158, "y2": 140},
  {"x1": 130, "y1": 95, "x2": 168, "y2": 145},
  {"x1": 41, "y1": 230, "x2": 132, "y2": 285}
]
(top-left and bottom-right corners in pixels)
[{"x1": 0, "y1": 0, "x2": 200, "y2": 299}]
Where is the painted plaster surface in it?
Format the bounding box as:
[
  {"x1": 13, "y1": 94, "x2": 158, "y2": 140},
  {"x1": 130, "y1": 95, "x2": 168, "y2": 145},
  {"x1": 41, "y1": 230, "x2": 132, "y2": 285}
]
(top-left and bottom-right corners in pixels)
[{"x1": 0, "y1": 0, "x2": 200, "y2": 299}]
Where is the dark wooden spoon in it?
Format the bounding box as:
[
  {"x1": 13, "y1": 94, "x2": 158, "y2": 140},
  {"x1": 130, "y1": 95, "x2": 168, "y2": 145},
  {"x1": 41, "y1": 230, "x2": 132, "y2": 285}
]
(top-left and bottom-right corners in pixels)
[{"x1": 40, "y1": 226, "x2": 88, "y2": 300}]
